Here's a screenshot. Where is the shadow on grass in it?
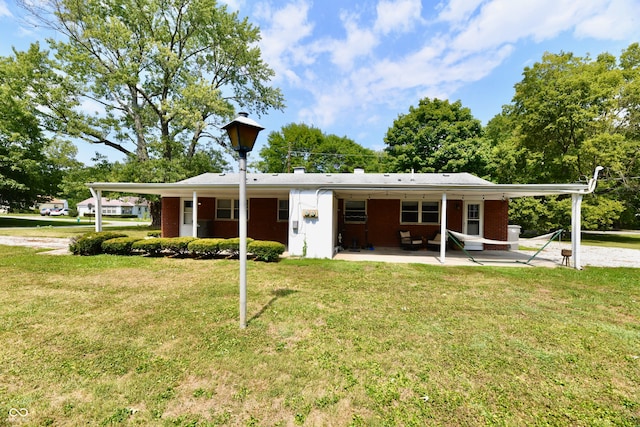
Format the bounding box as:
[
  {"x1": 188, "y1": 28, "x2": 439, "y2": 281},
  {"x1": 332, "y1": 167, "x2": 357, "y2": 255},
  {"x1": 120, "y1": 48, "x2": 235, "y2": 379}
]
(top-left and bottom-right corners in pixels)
[
  {"x1": 250, "y1": 288, "x2": 298, "y2": 324},
  {"x1": 0, "y1": 217, "x2": 80, "y2": 228}
]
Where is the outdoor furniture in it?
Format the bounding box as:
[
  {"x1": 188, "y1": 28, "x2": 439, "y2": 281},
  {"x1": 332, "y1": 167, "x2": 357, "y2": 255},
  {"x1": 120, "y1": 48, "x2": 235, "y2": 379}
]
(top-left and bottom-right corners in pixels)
[
  {"x1": 561, "y1": 249, "x2": 572, "y2": 266},
  {"x1": 399, "y1": 230, "x2": 422, "y2": 250},
  {"x1": 427, "y1": 233, "x2": 447, "y2": 251}
]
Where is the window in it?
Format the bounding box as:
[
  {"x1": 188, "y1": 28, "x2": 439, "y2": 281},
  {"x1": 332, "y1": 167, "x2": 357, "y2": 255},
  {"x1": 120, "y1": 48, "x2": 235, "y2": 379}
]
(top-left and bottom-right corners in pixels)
[
  {"x1": 216, "y1": 199, "x2": 247, "y2": 220},
  {"x1": 344, "y1": 200, "x2": 367, "y2": 222},
  {"x1": 278, "y1": 199, "x2": 289, "y2": 221},
  {"x1": 184, "y1": 200, "x2": 193, "y2": 224},
  {"x1": 401, "y1": 200, "x2": 440, "y2": 224}
]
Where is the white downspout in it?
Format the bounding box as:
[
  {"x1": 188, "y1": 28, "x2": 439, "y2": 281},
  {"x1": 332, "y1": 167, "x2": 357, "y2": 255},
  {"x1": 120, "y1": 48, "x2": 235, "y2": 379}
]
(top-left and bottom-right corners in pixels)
[
  {"x1": 89, "y1": 188, "x2": 102, "y2": 232},
  {"x1": 440, "y1": 192, "x2": 447, "y2": 264},
  {"x1": 192, "y1": 191, "x2": 198, "y2": 238}
]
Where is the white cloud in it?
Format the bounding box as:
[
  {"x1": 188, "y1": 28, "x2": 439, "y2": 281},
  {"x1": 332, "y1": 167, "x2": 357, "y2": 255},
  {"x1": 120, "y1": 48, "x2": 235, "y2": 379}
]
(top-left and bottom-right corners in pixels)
[
  {"x1": 0, "y1": 0, "x2": 12, "y2": 18},
  {"x1": 325, "y1": 12, "x2": 378, "y2": 70},
  {"x1": 436, "y1": 0, "x2": 484, "y2": 25},
  {"x1": 374, "y1": 0, "x2": 423, "y2": 34},
  {"x1": 256, "y1": 0, "x2": 315, "y2": 85},
  {"x1": 574, "y1": 0, "x2": 640, "y2": 40}
]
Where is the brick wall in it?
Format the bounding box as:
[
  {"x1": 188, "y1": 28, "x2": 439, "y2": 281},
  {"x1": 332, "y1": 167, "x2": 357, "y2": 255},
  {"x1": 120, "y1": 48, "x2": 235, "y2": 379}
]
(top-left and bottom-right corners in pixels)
[
  {"x1": 161, "y1": 197, "x2": 180, "y2": 237},
  {"x1": 483, "y1": 200, "x2": 509, "y2": 250}
]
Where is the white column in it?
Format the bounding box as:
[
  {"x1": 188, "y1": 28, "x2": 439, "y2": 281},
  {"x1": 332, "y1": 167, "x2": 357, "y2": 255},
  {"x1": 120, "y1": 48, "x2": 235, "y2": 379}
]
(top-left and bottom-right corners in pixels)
[
  {"x1": 440, "y1": 193, "x2": 447, "y2": 263},
  {"x1": 571, "y1": 194, "x2": 583, "y2": 270},
  {"x1": 192, "y1": 191, "x2": 198, "y2": 238},
  {"x1": 90, "y1": 188, "x2": 103, "y2": 232}
]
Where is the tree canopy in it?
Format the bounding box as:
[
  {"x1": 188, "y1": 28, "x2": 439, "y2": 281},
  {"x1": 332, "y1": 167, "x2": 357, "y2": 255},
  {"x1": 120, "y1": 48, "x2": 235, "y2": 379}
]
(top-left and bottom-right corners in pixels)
[
  {"x1": 383, "y1": 98, "x2": 491, "y2": 177},
  {"x1": 0, "y1": 46, "x2": 61, "y2": 209},
  {"x1": 255, "y1": 123, "x2": 382, "y2": 173},
  {"x1": 19, "y1": 0, "x2": 284, "y2": 171}
]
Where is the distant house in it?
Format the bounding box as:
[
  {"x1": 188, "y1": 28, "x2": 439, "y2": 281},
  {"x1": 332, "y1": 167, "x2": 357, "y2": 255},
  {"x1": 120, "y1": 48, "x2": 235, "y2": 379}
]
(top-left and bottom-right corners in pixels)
[
  {"x1": 77, "y1": 196, "x2": 149, "y2": 219},
  {"x1": 38, "y1": 198, "x2": 68, "y2": 212}
]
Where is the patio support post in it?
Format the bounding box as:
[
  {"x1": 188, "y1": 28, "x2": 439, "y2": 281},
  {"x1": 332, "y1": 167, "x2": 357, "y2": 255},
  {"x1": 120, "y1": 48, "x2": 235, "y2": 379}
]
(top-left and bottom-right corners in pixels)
[
  {"x1": 89, "y1": 188, "x2": 103, "y2": 232},
  {"x1": 192, "y1": 191, "x2": 198, "y2": 238},
  {"x1": 440, "y1": 192, "x2": 447, "y2": 264},
  {"x1": 571, "y1": 194, "x2": 583, "y2": 270}
]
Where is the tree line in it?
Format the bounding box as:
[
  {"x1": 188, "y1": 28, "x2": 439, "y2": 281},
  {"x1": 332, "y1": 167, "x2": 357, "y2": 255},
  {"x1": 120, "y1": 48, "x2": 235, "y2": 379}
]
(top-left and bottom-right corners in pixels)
[{"x1": 1, "y1": 0, "x2": 638, "y2": 230}]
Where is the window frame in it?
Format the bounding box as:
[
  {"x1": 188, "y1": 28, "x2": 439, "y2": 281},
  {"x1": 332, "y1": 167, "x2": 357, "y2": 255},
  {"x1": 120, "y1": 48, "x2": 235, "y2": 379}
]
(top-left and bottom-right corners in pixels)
[
  {"x1": 400, "y1": 200, "x2": 441, "y2": 224},
  {"x1": 277, "y1": 199, "x2": 289, "y2": 222},
  {"x1": 344, "y1": 200, "x2": 367, "y2": 223},
  {"x1": 215, "y1": 198, "x2": 248, "y2": 221}
]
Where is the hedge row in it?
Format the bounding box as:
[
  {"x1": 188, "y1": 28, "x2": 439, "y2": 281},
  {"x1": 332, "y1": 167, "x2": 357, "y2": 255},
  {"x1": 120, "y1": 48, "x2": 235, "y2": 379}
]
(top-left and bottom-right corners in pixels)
[{"x1": 70, "y1": 232, "x2": 285, "y2": 262}]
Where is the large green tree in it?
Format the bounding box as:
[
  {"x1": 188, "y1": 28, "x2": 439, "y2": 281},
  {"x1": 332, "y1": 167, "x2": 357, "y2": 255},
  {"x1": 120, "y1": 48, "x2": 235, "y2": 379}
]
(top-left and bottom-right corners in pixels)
[
  {"x1": 383, "y1": 98, "x2": 491, "y2": 177},
  {"x1": 0, "y1": 46, "x2": 61, "y2": 210},
  {"x1": 503, "y1": 44, "x2": 640, "y2": 228},
  {"x1": 19, "y1": 0, "x2": 284, "y2": 222},
  {"x1": 255, "y1": 123, "x2": 383, "y2": 173}
]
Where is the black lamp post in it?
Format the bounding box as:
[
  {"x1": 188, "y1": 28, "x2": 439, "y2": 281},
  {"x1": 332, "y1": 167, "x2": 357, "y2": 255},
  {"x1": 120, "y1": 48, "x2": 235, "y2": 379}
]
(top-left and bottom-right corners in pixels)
[{"x1": 222, "y1": 112, "x2": 264, "y2": 329}]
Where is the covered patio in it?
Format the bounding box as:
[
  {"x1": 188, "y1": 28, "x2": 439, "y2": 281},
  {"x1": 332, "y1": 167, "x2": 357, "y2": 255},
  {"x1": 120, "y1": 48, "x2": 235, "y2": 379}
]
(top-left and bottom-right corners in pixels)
[{"x1": 333, "y1": 245, "x2": 564, "y2": 268}]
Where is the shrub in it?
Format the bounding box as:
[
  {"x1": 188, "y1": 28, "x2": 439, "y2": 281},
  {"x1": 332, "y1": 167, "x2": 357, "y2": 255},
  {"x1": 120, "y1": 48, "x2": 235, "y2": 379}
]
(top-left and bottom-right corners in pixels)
[
  {"x1": 147, "y1": 230, "x2": 161, "y2": 238},
  {"x1": 102, "y1": 237, "x2": 142, "y2": 255},
  {"x1": 188, "y1": 238, "x2": 226, "y2": 258},
  {"x1": 70, "y1": 231, "x2": 128, "y2": 255},
  {"x1": 248, "y1": 240, "x2": 286, "y2": 262},
  {"x1": 132, "y1": 239, "x2": 163, "y2": 256},
  {"x1": 219, "y1": 237, "x2": 254, "y2": 257},
  {"x1": 159, "y1": 237, "x2": 197, "y2": 256}
]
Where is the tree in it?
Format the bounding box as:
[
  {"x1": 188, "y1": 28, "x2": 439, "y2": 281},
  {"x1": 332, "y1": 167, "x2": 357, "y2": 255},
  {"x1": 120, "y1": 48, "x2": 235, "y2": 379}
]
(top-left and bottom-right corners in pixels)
[
  {"x1": 505, "y1": 44, "x2": 640, "y2": 228},
  {"x1": 383, "y1": 98, "x2": 491, "y2": 177},
  {"x1": 0, "y1": 46, "x2": 61, "y2": 210},
  {"x1": 255, "y1": 123, "x2": 383, "y2": 173},
  {"x1": 20, "y1": 0, "x2": 284, "y2": 224}
]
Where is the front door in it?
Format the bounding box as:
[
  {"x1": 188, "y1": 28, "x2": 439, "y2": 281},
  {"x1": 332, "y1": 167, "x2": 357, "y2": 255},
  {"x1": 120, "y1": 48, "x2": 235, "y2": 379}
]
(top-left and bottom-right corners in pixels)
[{"x1": 464, "y1": 202, "x2": 483, "y2": 250}]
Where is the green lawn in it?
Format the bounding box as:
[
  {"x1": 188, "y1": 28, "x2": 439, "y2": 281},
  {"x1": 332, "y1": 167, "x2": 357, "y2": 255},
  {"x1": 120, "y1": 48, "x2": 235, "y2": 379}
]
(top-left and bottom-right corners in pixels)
[{"x1": 1, "y1": 246, "x2": 639, "y2": 425}]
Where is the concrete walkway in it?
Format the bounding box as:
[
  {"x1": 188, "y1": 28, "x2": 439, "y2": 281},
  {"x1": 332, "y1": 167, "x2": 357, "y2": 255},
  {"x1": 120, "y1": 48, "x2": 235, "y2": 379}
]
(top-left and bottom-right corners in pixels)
[{"x1": 334, "y1": 243, "x2": 640, "y2": 268}]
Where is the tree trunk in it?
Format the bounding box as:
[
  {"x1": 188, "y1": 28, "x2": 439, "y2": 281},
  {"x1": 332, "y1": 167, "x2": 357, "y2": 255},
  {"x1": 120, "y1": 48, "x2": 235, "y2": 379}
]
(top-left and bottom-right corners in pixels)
[{"x1": 150, "y1": 199, "x2": 162, "y2": 229}]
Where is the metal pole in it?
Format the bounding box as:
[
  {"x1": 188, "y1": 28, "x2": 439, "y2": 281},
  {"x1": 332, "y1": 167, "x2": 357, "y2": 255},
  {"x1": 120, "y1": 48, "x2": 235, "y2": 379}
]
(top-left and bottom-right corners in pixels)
[
  {"x1": 239, "y1": 151, "x2": 248, "y2": 329},
  {"x1": 440, "y1": 192, "x2": 447, "y2": 263}
]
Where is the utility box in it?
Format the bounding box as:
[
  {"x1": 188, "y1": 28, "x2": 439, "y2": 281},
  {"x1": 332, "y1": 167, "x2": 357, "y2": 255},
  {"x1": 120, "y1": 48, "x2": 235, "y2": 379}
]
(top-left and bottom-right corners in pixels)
[{"x1": 508, "y1": 225, "x2": 521, "y2": 250}]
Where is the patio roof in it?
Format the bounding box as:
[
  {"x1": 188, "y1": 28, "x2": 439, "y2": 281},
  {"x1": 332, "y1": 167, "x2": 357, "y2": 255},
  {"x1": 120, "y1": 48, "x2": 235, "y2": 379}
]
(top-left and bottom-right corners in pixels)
[{"x1": 86, "y1": 171, "x2": 592, "y2": 200}]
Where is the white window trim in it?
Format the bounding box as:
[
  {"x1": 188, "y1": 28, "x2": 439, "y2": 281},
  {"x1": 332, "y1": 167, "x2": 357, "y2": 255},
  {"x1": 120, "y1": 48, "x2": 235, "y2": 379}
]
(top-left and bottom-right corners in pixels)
[
  {"x1": 400, "y1": 200, "x2": 441, "y2": 224},
  {"x1": 216, "y1": 198, "x2": 249, "y2": 221},
  {"x1": 277, "y1": 199, "x2": 289, "y2": 222},
  {"x1": 344, "y1": 199, "x2": 367, "y2": 223}
]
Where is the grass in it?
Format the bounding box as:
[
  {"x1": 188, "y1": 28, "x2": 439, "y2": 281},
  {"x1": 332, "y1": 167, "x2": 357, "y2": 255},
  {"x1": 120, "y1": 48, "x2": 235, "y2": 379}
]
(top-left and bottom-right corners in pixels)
[
  {"x1": 0, "y1": 246, "x2": 639, "y2": 426},
  {"x1": 0, "y1": 216, "x2": 154, "y2": 239}
]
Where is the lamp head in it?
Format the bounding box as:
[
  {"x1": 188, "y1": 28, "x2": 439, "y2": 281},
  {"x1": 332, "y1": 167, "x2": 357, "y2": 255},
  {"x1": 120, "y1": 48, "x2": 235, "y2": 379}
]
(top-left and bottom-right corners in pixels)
[{"x1": 222, "y1": 112, "x2": 264, "y2": 155}]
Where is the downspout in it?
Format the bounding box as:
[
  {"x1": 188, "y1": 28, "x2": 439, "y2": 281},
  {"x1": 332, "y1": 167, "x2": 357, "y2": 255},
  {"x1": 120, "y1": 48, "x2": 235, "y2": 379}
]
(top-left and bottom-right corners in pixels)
[
  {"x1": 440, "y1": 192, "x2": 447, "y2": 264},
  {"x1": 89, "y1": 187, "x2": 102, "y2": 232}
]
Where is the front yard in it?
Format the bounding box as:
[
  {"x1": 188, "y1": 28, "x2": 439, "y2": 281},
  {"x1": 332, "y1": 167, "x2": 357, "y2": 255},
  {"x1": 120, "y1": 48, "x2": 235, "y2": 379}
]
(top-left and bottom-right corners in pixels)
[{"x1": 0, "y1": 244, "x2": 639, "y2": 425}]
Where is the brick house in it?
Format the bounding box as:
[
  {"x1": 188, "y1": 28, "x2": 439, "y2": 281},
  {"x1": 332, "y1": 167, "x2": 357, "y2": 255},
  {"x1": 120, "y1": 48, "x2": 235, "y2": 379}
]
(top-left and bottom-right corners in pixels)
[{"x1": 86, "y1": 167, "x2": 602, "y2": 269}]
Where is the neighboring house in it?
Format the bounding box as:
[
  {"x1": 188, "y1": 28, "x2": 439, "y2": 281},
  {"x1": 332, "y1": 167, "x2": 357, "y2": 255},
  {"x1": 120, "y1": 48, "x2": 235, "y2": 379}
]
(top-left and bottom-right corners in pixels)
[
  {"x1": 77, "y1": 196, "x2": 149, "y2": 219},
  {"x1": 86, "y1": 167, "x2": 602, "y2": 269}
]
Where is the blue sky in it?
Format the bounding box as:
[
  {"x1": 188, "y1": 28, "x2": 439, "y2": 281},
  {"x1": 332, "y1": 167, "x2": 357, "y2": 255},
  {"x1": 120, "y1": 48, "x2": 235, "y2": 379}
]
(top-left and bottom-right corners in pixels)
[{"x1": 1, "y1": 0, "x2": 639, "y2": 165}]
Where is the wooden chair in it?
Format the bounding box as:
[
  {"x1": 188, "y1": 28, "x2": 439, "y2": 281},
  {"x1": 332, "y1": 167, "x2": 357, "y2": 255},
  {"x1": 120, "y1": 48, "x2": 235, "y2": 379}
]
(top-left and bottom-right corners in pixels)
[{"x1": 399, "y1": 230, "x2": 422, "y2": 250}]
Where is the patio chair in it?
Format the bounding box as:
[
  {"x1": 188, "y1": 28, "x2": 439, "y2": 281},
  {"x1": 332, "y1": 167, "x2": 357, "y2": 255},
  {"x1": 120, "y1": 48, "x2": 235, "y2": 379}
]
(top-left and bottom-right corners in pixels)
[
  {"x1": 399, "y1": 230, "x2": 422, "y2": 250},
  {"x1": 427, "y1": 233, "x2": 447, "y2": 251}
]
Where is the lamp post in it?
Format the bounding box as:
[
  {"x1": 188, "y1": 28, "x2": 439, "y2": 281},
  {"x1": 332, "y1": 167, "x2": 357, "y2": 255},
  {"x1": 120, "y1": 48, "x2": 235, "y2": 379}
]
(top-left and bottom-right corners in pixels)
[{"x1": 222, "y1": 112, "x2": 264, "y2": 329}]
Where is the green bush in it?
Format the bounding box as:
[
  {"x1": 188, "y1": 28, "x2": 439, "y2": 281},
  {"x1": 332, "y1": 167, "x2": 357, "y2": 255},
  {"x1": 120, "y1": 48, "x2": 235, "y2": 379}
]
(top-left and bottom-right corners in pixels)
[
  {"x1": 219, "y1": 237, "x2": 254, "y2": 257},
  {"x1": 101, "y1": 237, "x2": 142, "y2": 255},
  {"x1": 70, "y1": 231, "x2": 128, "y2": 255},
  {"x1": 187, "y1": 238, "x2": 226, "y2": 257},
  {"x1": 147, "y1": 230, "x2": 161, "y2": 238},
  {"x1": 248, "y1": 240, "x2": 286, "y2": 262},
  {"x1": 159, "y1": 237, "x2": 197, "y2": 256},
  {"x1": 132, "y1": 239, "x2": 163, "y2": 256}
]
